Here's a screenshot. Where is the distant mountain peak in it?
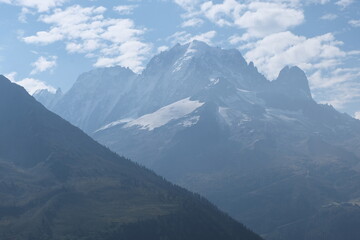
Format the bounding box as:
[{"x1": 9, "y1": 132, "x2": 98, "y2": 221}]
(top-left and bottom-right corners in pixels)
[
  {"x1": 278, "y1": 66, "x2": 305, "y2": 76},
  {"x1": 34, "y1": 87, "x2": 62, "y2": 96},
  {"x1": 72, "y1": 65, "x2": 136, "y2": 90},
  {"x1": 77, "y1": 66, "x2": 136, "y2": 84},
  {"x1": 90, "y1": 65, "x2": 135, "y2": 75},
  {"x1": 186, "y1": 40, "x2": 212, "y2": 51},
  {"x1": 33, "y1": 87, "x2": 63, "y2": 109},
  {"x1": 274, "y1": 65, "x2": 312, "y2": 99}
]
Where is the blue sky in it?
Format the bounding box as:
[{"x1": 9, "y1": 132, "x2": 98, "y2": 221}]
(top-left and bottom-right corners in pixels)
[{"x1": 0, "y1": 0, "x2": 359, "y2": 118}]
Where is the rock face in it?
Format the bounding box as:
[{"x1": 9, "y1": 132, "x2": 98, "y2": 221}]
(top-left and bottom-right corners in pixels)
[
  {"x1": 35, "y1": 41, "x2": 360, "y2": 240},
  {"x1": 33, "y1": 88, "x2": 63, "y2": 109},
  {"x1": 52, "y1": 66, "x2": 137, "y2": 132},
  {"x1": 275, "y1": 66, "x2": 312, "y2": 98},
  {"x1": 0, "y1": 75, "x2": 262, "y2": 240}
]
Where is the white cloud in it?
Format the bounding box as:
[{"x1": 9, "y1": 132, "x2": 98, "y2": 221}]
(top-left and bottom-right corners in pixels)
[
  {"x1": 181, "y1": 18, "x2": 204, "y2": 27},
  {"x1": 1, "y1": 0, "x2": 67, "y2": 12},
  {"x1": 175, "y1": 0, "x2": 304, "y2": 39},
  {"x1": 200, "y1": 0, "x2": 244, "y2": 27},
  {"x1": 314, "y1": 79, "x2": 360, "y2": 109},
  {"x1": 309, "y1": 68, "x2": 360, "y2": 89},
  {"x1": 174, "y1": 0, "x2": 206, "y2": 28},
  {"x1": 349, "y1": 19, "x2": 360, "y2": 27},
  {"x1": 4, "y1": 72, "x2": 17, "y2": 82},
  {"x1": 113, "y1": 5, "x2": 137, "y2": 15},
  {"x1": 23, "y1": 5, "x2": 151, "y2": 73},
  {"x1": 24, "y1": 29, "x2": 63, "y2": 44},
  {"x1": 310, "y1": 0, "x2": 330, "y2": 4},
  {"x1": 190, "y1": 31, "x2": 216, "y2": 44},
  {"x1": 239, "y1": 29, "x2": 359, "y2": 111},
  {"x1": 100, "y1": 19, "x2": 143, "y2": 43},
  {"x1": 175, "y1": 0, "x2": 245, "y2": 28},
  {"x1": 94, "y1": 40, "x2": 151, "y2": 73},
  {"x1": 169, "y1": 30, "x2": 216, "y2": 45},
  {"x1": 233, "y1": 2, "x2": 304, "y2": 40},
  {"x1": 157, "y1": 45, "x2": 169, "y2": 53},
  {"x1": 174, "y1": 0, "x2": 201, "y2": 11},
  {"x1": 5, "y1": 72, "x2": 56, "y2": 95},
  {"x1": 321, "y1": 13, "x2": 338, "y2": 20},
  {"x1": 30, "y1": 56, "x2": 57, "y2": 74},
  {"x1": 66, "y1": 39, "x2": 103, "y2": 53},
  {"x1": 17, "y1": 78, "x2": 56, "y2": 94},
  {"x1": 242, "y1": 31, "x2": 346, "y2": 80},
  {"x1": 335, "y1": 0, "x2": 354, "y2": 8},
  {"x1": 18, "y1": 7, "x2": 34, "y2": 23},
  {"x1": 355, "y1": 112, "x2": 360, "y2": 120}
]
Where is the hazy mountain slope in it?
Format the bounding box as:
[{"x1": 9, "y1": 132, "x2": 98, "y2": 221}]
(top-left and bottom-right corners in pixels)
[
  {"x1": 35, "y1": 41, "x2": 268, "y2": 133},
  {"x1": 33, "y1": 88, "x2": 63, "y2": 110},
  {"x1": 50, "y1": 66, "x2": 137, "y2": 133},
  {"x1": 37, "y1": 41, "x2": 360, "y2": 240},
  {"x1": 0, "y1": 75, "x2": 262, "y2": 240}
]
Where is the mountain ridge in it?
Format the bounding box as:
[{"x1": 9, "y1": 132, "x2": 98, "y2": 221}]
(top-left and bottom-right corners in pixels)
[
  {"x1": 34, "y1": 41, "x2": 360, "y2": 240},
  {"x1": 41, "y1": 41, "x2": 311, "y2": 133},
  {"x1": 0, "y1": 74, "x2": 263, "y2": 240}
]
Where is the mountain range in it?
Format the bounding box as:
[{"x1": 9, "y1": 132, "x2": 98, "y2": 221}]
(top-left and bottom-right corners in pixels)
[
  {"x1": 0, "y1": 74, "x2": 262, "y2": 240},
  {"x1": 35, "y1": 40, "x2": 360, "y2": 240}
]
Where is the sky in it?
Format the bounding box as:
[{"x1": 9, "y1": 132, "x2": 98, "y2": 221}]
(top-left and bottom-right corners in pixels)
[{"x1": 0, "y1": 0, "x2": 359, "y2": 118}]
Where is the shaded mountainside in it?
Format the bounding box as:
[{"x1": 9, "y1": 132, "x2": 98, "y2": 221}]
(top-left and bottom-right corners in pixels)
[
  {"x1": 36, "y1": 41, "x2": 360, "y2": 240},
  {"x1": 0, "y1": 75, "x2": 262, "y2": 240}
]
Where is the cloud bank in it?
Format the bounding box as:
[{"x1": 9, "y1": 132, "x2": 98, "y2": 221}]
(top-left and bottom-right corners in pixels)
[{"x1": 23, "y1": 5, "x2": 151, "y2": 73}]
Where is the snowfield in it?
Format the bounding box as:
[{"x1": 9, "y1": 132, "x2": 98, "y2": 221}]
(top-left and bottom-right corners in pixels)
[
  {"x1": 96, "y1": 97, "x2": 204, "y2": 132},
  {"x1": 125, "y1": 97, "x2": 204, "y2": 130}
]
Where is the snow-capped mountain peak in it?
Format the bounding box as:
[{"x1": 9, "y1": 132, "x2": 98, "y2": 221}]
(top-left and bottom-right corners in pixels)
[
  {"x1": 172, "y1": 40, "x2": 212, "y2": 72},
  {"x1": 37, "y1": 42, "x2": 311, "y2": 133}
]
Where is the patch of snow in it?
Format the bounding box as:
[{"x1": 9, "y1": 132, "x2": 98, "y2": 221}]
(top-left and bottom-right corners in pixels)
[
  {"x1": 349, "y1": 199, "x2": 360, "y2": 207},
  {"x1": 173, "y1": 45, "x2": 198, "y2": 72},
  {"x1": 238, "y1": 114, "x2": 251, "y2": 125},
  {"x1": 208, "y1": 78, "x2": 220, "y2": 86},
  {"x1": 265, "y1": 108, "x2": 301, "y2": 122},
  {"x1": 237, "y1": 88, "x2": 251, "y2": 93},
  {"x1": 95, "y1": 118, "x2": 133, "y2": 133},
  {"x1": 180, "y1": 116, "x2": 200, "y2": 127},
  {"x1": 219, "y1": 107, "x2": 251, "y2": 126},
  {"x1": 125, "y1": 97, "x2": 204, "y2": 130},
  {"x1": 237, "y1": 88, "x2": 264, "y2": 105}
]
